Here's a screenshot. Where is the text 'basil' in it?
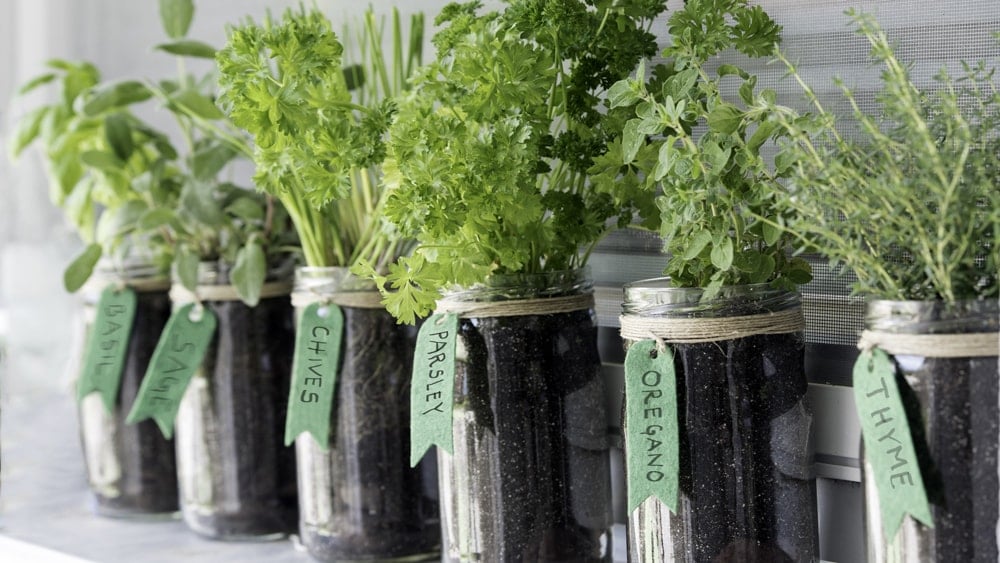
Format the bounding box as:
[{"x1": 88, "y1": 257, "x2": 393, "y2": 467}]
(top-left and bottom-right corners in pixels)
[
  {"x1": 284, "y1": 303, "x2": 344, "y2": 449},
  {"x1": 853, "y1": 348, "x2": 934, "y2": 540},
  {"x1": 409, "y1": 313, "x2": 458, "y2": 467},
  {"x1": 624, "y1": 339, "x2": 679, "y2": 513},
  {"x1": 78, "y1": 286, "x2": 138, "y2": 412},
  {"x1": 127, "y1": 303, "x2": 217, "y2": 438}
]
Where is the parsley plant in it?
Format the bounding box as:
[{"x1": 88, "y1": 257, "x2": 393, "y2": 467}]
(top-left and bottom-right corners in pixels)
[{"x1": 364, "y1": 0, "x2": 666, "y2": 323}]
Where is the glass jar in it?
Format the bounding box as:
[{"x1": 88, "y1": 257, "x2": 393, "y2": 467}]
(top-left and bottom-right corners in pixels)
[
  {"x1": 77, "y1": 261, "x2": 178, "y2": 517},
  {"x1": 863, "y1": 299, "x2": 1000, "y2": 563},
  {"x1": 438, "y1": 268, "x2": 613, "y2": 562},
  {"x1": 621, "y1": 280, "x2": 818, "y2": 562},
  {"x1": 293, "y1": 267, "x2": 441, "y2": 561},
  {"x1": 174, "y1": 261, "x2": 298, "y2": 540}
]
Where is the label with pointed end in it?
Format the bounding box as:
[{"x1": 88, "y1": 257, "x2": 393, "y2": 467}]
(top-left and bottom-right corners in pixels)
[
  {"x1": 284, "y1": 302, "x2": 344, "y2": 449},
  {"x1": 409, "y1": 313, "x2": 458, "y2": 467},
  {"x1": 126, "y1": 303, "x2": 217, "y2": 438},
  {"x1": 624, "y1": 339, "x2": 679, "y2": 513},
  {"x1": 853, "y1": 348, "x2": 934, "y2": 540},
  {"x1": 77, "y1": 286, "x2": 137, "y2": 412}
]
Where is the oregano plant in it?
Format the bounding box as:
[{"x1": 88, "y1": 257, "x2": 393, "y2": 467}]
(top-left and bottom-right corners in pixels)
[{"x1": 590, "y1": 0, "x2": 811, "y2": 298}]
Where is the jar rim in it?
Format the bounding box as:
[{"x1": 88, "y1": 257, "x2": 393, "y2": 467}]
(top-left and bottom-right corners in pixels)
[
  {"x1": 865, "y1": 298, "x2": 999, "y2": 334},
  {"x1": 293, "y1": 266, "x2": 375, "y2": 293},
  {"x1": 623, "y1": 277, "x2": 782, "y2": 292},
  {"x1": 443, "y1": 267, "x2": 593, "y2": 302},
  {"x1": 178, "y1": 258, "x2": 295, "y2": 285},
  {"x1": 622, "y1": 279, "x2": 800, "y2": 317}
]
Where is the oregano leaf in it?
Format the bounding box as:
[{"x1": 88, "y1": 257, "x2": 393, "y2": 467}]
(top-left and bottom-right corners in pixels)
[
  {"x1": 762, "y1": 220, "x2": 782, "y2": 246},
  {"x1": 710, "y1": 237, "x2": 734, "y2": 271},
  {"x1": 608, "y1": 79, "x2": 641, "y2": 109},
  {"x1": 682, "y1": 230, "x2": 712, "y2": 260},
  {"x1": 707, "y1": 103, "x2": 741, "y2": 135},
  {"x1": 622, "y1": 119, "x2": 644, "y2": 164}
]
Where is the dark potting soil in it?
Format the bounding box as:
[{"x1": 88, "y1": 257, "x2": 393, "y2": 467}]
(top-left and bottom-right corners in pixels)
[
  {"x1": 301, "y1": 307, "x2": 441, "y2": 561},
  {"x1": 94, "y1": 288, "x2": 179, "y2": 516},
  {"x1": 183, "y1": 293, "x2": 298, "y2": 539},
  {"x1": 446, "y1": 308, "x2": 612, "y2": 563},
  {"x1": 896, "y1": 355, "x2": 999, "y2": 562},
  {"x1": 670, "y1": 332, "x2": 817, "y2": 563}
]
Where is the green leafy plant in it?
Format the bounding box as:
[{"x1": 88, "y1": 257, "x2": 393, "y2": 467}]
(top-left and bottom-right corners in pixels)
[
  {"x1": 771, "y1": 11, "x2": 1000, "y2": 302},
  {"x1": 363, "y1": 0, "x2": 667, "y2": 323},
  {"x1": 10, "y1": 60, "x2": 182, "y2": 292},
  {"x1": 215, "y1": 6, "x2": 424, "y2": 272},
  {"x1": 591, "y1": 0, "x2": 811, "y2": 298},
  {"x1": 9, "y1": 0, "x2": 293, "y2": 305},
  {"x1": 143, "y1": 0, "x2": 299, "y2": 306}
]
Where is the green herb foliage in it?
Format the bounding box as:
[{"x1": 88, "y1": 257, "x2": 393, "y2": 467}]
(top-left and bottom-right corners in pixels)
[
  {"x1": 772, "y1": 11, "x2": 1000, "y2": 302},
  {"x1": 10, "y1": 0, "x2": 293, "y2": 304},
  {"x1": 364, "y1": 0, "x2": 666, "y2": 324},
  {"x1": 146, "y1": 0, "x2": 298, "y2": 306},
  {"x1": 216, "y1": 7, "x2": 424, "y2": 270},
  {"x1": 591, "y1": 0, "x2": 810, "y2": 298},
  {"x1": 11, "y1": 60, "x2": 181, "y2": 292}
]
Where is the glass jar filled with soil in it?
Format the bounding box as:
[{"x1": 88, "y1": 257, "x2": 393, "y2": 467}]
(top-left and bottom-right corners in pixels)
[
  {"x1": 77, "y1": 260, "x2": 179, "y2": 517},
  {"x1": 173, "y1": 261, "x2": 298, "y2": 540},
  {"x1": 436, "y1": 268, "x2": 613, "y2": 562},
  {"x1": 862, "y1": 299, "x2": 1000, "y2": 563},
  {"x1": 291, "y1": 267, "x2": 440, "y2": 562},
  {"x1": 620, "y1": 280, "x2": 818, "y2": 562}
]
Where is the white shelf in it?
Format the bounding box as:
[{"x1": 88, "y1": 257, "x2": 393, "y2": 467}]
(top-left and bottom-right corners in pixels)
[{"x1": 0, "y1": 391, "x2": 629, "y2": 562}]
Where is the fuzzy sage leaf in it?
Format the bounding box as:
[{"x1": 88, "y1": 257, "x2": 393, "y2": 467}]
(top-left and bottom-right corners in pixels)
[
  {"x1": 158, "y1": 0, "x2": 194, "y2": 40},
  {"x1": 231, "y1": 241, "x2": 266, "y2": 307},
  {"x1": 155, "y1": 39, "x2": 216, "y2": 59}
]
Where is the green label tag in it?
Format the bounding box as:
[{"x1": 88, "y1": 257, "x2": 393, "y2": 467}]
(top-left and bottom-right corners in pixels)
[
  {"x1": 126, "y1": 303, "x2": 217, "y2": 438},
  {"x1": 853, "y1": 348, "x2": 934, "y2": 540},
  {"x1": 624, "y1": 339, "x2": 679, "y2": 514},
  {"x1": 284, "y1": 303, "x2": 344, "y2": 449},
  {"x1": 78, "y1": 286, "x2": 138, "y2": 412},
  {"x1": 409, "y1": 313, "x2": 458, "y2": 467}
]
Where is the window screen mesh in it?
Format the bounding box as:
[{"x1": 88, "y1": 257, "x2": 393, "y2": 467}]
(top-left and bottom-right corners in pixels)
[{"x1": 590, "y1": 0, "x2": 1000, "y2": 347}]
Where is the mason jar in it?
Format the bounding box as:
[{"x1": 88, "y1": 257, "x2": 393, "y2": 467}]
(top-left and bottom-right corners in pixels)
[
  {"x1": 292, "y1": 266, "x2": 440, "y2": 561},
  {"x1": 437, "y1": 268, "x2": 613, "y2": 562},
  {"x1": 78, "y1": 261, "x2": 178, "y2": 517},
  {"x1": 863, "y1": 299, "x2": 1000, "y2": 562},
  {"x1": 620, "y1": 280, "x2": 818, "y2": 562},
  {"x1": 173, "y1": 261, "x2": 298, "y2": 540}
]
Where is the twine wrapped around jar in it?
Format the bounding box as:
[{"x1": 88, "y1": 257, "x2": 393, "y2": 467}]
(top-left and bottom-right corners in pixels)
[
  {"x1": 619, "y1": 306, "x2": 804, "y2": 344},
  {"x1": 435, "y1": 292, "x2": 594, "y2": 318}
]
